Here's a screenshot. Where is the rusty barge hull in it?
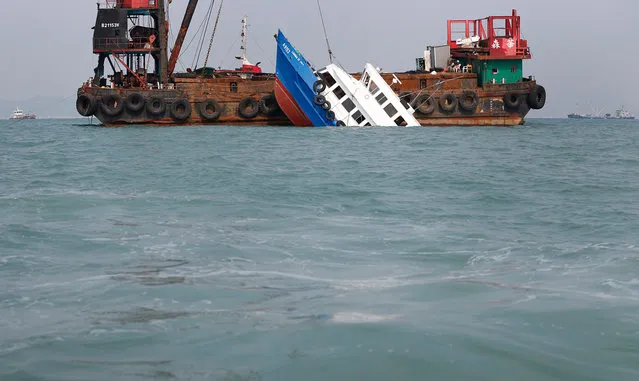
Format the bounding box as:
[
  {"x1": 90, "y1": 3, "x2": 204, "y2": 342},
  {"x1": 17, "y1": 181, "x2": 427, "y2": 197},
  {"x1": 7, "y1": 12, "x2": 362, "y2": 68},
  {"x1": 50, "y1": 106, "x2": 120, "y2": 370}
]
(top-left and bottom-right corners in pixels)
[
  {"x1": 381, "y1": 72, "x2": 536, "y2": 126},
  {"x1": 80, "y1": 71, "x2": 536, "y2": 127},
  {"x1": 79, "y1": 74, "x2": 291, "y2": 127}
]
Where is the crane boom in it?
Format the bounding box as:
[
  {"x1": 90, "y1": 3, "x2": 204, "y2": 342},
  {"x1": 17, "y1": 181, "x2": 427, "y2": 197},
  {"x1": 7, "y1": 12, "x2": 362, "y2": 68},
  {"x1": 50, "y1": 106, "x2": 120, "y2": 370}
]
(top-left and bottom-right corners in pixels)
[
  {"x1": 158, "y1": 0, "x2": 170, "y2": 84},
  {"x1": 168, "y1": 0, "x2": 200, "y2": 76}
]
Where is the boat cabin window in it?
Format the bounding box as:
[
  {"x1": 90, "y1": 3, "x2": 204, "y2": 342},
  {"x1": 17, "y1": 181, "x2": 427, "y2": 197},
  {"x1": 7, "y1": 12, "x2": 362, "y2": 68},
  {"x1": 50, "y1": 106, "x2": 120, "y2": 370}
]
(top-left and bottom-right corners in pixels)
[
  {"x1": 492, "y1": 68, "x2": 499, "y2": 75},
  {"x1": 362, "y1": 73, "x2": 370, "y2": 87},
  {"x1": 384, "y1": 103, "x2": 398, "y2": 118},
  {"x1": 333, "y1": 86, "x2": 346, "y2": 100},
  {"x1": 369, "y1": 81, "x2": 379, "y2": 95},
  {"x1": 399, "y1": 94, "x2": 410, "y2": 109},
  {"x1": 342, "y1": 98, "x2": 356, "y2": 112},
  {"x1": 394, "y1": 116, "x2": 406, "y2": 126},
  {"x1": 420, "y1": 79, "x2": 427, "y2": 89},
  {"x1": 375, "y1": 92, "x2": 387, "y2": 106},
  {"x1": 364, "y1": 122, "x2": 372, "y2": 127},
  {"x1": 230, "y1": 82, "x2": 238, "y2": 93},
  {"x1": 511, "y1": 65, "x2": 518, "y2": 73},
  {"x1": 320, "y1": 71, "x2": 336, "y2": 87},
  {"x1": 352, "y1": 110, "x2": 366, "y2": 124}
]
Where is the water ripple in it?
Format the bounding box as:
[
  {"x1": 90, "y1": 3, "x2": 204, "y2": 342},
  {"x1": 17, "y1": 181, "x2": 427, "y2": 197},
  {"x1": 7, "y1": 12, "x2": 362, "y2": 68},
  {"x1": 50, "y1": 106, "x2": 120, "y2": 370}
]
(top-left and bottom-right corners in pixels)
[{"x1": 1, "y1": 119, "x2": 639, "y2": 380}]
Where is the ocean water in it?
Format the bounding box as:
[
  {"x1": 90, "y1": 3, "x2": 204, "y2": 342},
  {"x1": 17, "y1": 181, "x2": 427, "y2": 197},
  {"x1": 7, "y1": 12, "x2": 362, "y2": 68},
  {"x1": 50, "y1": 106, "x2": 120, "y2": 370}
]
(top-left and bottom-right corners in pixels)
[{"x1": 1, "y1": 118, "x2": 638, "y2": 380}]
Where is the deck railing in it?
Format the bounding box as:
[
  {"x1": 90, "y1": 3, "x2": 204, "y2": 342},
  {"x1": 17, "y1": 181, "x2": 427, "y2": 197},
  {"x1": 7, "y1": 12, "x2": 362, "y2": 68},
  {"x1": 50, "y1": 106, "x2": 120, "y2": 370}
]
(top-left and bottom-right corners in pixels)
[
  {"x1": 101, "y1": 0, "x2": 158, "y2": 9},
  {"x1": 93, "y1": 37, "x2": 158, "y2": 52}
]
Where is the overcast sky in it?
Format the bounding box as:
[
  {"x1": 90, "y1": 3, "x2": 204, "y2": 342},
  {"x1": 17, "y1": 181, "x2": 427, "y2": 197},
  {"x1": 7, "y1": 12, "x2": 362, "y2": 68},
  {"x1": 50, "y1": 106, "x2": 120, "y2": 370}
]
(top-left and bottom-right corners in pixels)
[{"x1": 0, "y1": 0, "x2": 637, "y2": 118}]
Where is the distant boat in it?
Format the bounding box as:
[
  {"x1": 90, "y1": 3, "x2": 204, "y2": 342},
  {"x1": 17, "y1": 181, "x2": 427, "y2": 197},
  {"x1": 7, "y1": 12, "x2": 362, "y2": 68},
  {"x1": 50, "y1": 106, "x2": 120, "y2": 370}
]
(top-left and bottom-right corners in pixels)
[
  {"x1": 9, "y1": 107, "x2": 36, "y2": 120},
  {"x1": 567, "y1": 112, "x2": 604, "y2": 120},
  {"x1": 568, "y1": 106, "x2": 634, "y2": 120}
]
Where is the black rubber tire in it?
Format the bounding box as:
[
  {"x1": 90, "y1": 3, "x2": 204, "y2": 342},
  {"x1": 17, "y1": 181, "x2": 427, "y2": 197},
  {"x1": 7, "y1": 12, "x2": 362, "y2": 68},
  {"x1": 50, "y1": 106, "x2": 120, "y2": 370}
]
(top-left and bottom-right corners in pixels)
[
  {"x1": 76, "y1": 94, "x2": 97, "y2": 117},
  {"x1": 259, "y1": 93, "x2": 280, "y2": 115},
  {"x1": 321, "y1": 101, "x2": 331, "y2": 111},
  {"x1": 503, "y1": 92, "x2": 522, "y2": 109},
  {"x1": 146, "y1": 96, "x2": 166, "y2": 116},
  {"x1": 314, "y1": 95, "x2": 326, "y2": 106},
  {"x1": 198, "y1": 99, "x2": 221, "y2": 121},
  {"x1": 100, "y1": 93, "x2": 125, "y2": 117},
  {"x1": 458, "y1": 91, "x2": 479, "y2": 112},
  {"x1": 439, "y1": 93, "x2": 458, "y2": 113},
  {"x1": 336, "y1": 120, "x2": 346, "y2": 126},
  {"x1": 238, "y1": 97, "x2": 259, "y2": 119},
  {"x1": 326, "y1": 110, "x2": 336, "y2": 120},
  {"x1": 411, "y1": 93, "x2": 435, "y2": 115},
  {"x1": 399, "y1": 91, "x2": 413, "y2": 105},
  {"x1": 170, "y1": 98, "x2": 191, "y2": 121},
  {"x1": 313, "y1": 79, "x2": 327, "y2": 93},
  {"x1": 527, "y1": 85, "x2": 546, "y2": 110},
  {"x1": 125, "y1": 92, "x2": 145, "y2": 113}
]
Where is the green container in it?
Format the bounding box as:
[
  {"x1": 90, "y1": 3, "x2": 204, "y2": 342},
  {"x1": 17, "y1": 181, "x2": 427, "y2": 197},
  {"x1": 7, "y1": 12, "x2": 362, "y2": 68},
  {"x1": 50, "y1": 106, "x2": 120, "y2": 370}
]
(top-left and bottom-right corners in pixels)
[{"x1": 475, "y1": 59, "x2": 523, "y2": 86}]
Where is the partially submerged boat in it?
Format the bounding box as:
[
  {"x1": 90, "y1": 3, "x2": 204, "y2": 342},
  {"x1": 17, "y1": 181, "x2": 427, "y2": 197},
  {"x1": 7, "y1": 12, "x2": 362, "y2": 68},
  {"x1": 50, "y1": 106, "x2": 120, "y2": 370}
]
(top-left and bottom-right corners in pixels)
[
  {"x1": 275, "y1": 30, "x2": 420, "y2": 127},
  {"x1": 313, "y1": 63, "x2": 420, "y2": 126}
]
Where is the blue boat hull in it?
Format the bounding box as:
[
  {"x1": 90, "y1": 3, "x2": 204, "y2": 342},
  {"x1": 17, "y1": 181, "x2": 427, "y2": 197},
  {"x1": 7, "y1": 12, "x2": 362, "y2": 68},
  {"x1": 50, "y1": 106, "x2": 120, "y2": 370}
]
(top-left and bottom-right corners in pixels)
[{"x1": 274, "y1": 30, "x2": 336, "y2": 127}]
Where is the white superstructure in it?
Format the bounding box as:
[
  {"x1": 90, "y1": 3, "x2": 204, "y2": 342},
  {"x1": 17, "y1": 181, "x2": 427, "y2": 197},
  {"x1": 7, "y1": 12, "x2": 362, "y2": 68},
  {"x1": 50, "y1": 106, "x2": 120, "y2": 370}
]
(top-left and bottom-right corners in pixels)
[{"x1": 313, "y1": 63, "x2": 420, "y2": 127}]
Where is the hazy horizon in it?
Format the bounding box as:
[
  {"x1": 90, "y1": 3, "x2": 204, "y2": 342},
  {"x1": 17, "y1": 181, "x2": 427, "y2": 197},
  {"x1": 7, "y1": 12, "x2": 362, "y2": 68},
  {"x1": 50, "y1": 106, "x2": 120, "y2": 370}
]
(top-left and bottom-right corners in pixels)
[{"x1": 1, "y1": 0, "x2": 637, "y2": 118}]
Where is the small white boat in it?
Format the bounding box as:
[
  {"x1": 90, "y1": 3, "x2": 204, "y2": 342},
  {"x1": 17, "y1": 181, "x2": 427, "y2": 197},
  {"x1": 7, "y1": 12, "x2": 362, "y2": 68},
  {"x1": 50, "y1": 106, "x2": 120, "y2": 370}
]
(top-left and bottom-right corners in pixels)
[
  {"x1": 313, "y1": 63, "x2": 421, "y2": 127},
  {"x1": 9, "y1": 107, "x2": 36, "y2": 120}
]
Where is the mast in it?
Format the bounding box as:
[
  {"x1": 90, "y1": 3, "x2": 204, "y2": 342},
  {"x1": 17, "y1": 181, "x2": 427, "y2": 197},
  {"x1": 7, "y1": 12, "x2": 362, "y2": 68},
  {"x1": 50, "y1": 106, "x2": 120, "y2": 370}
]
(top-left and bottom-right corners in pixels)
[
  {"x1": 233, "y1": 16, "x2": 261, "y2": 73},
  {"x1": 158, "y1": 0, "x2": 169, "y2": 85},
  {"x1": 239, "y1": 16, "x2": 249, "y2": 65},
  {"x1": 168, "y1": 0, "x2": 200, "y2": 76}
]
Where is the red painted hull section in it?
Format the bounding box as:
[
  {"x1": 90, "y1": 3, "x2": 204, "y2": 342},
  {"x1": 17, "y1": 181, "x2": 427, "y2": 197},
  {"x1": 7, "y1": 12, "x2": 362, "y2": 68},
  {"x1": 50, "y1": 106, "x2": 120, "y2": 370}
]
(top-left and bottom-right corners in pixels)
[{"x1": 274, "y1": 78, "x2": 313, "y2": 127}]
